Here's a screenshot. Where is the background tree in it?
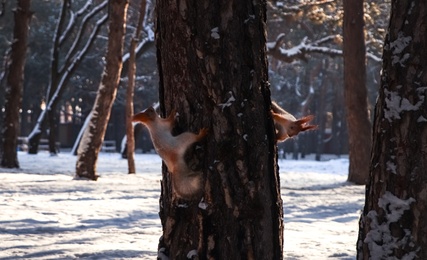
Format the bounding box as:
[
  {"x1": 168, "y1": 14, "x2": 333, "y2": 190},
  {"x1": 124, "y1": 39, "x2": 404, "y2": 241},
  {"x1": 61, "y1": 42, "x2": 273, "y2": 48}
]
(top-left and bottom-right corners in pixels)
[
  {"x1": 0, "y1": 0, "x2": 392, "y2": 161},
  {"x1": 343, "y1": 0, "x2": 371, "y2": 184},
  {"x1": 124, "y1": 0, "x2": 146, "y2": 174},
  {"x1": 76, "y1": 0, "x2": 128, "y2": 180},
  {"x1": 27, "y1": 0, "x2": 108, "y2": 155},
  {"x1": 266, "y1": 0, "x2": 383, "y2": 163},
  {"x1": 357, "y1": 0, "x2": 427, "y2": 258},
  {"x1": 155, "y1": 0, "x2": 283, "y2": 258},
  {"x1": 1, "y1": 0, "x2": 32, "y2": 168}
]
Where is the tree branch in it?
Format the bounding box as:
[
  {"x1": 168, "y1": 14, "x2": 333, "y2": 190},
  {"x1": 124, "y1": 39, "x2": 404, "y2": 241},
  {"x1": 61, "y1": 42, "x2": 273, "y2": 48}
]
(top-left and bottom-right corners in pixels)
[
  {"x1": 267, "y1": 34, "x2": 381, "y2": 63},
  {"x1": 59, "y1": 1, "x2": 94, "y2": 45},
  {"x1": 59, "y1": 0, "x2": 108, "y2": 74}
]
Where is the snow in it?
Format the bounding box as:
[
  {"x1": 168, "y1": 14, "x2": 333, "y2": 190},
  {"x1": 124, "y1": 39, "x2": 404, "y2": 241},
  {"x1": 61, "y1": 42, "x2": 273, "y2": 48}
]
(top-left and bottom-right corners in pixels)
[
  {"x1": 218, "y1": 91, "x2": 236, "y2": 110},
  {"x1": 0, "y1": 152, "x2": 364, "y2": 259},
  {"x1": 389, "y1": 33, "x2": 411, "y2": 55},
  {"x1": 383, "y1": 88, "x2": 424, "y2": 122},
  {"x1": 364, "y1": 192, "x2": 416, "y2": 259},
  {"x1": 211, "y1": 27, "x2": 220, "y2": 39}
]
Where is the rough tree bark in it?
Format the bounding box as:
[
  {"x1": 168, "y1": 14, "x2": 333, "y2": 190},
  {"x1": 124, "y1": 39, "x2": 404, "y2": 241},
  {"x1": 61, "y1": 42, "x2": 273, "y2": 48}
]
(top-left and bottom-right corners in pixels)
[
  {"x1": 1, "y1": 0, "x2": 32, "y2": 168},
  {"x1": 125, "y1": 0, "x2": 146, "y2": 174},
  {"x1": 75, "y1": 0, "x2": 128, "y2": 180},
  {"x1": 155, "y1": 0, "x2": 283, "y2": 259},
  {"x1": 343, "y1": 0, "x2": 372, "y2": 185},
  {"x1": 357, "y1": 0, "x2": 427, "y2": 258}
]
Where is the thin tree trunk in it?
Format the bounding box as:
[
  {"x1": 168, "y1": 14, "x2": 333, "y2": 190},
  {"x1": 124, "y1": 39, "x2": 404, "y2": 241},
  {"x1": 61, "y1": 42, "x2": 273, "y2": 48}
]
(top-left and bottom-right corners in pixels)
[
  {"x1": 75, "y1": 0, "x2": 129, "y2": 180},
  {"x1": 343, "y1": 0, "x2": 372, "y2": 184},
  {"x1": 125, "y1": 0, "x2": 146, "y2": 174},
  {"x1": 156, "y1": 0, "x2": 283, "y2": 258},
  {"x1": 1, "y1": 0, "x2": 32, "y2": 168},
  {"x1": 315, "y1": 70, "x2": 327, "y2": 161},
  {"x1": 357, "y1": 0, "x2": 427, "y2": 258}
]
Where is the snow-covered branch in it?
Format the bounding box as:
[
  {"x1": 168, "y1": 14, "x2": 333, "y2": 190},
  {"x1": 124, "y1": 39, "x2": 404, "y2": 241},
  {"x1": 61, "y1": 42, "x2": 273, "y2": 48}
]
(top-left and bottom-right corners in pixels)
[
  {"x1": 59, "y1": 0, "x2": 108, "y2": 74},
  {"x1": 59, "y1": 1, "x2": 95, "y2": 45},
  {"x1": 267, "y1": 34, "x2": 342, "y2": 62},
  {"x1": 29, "y1": 14, "x2": 108, "y2": 141},
  {"x1": 366, "y1": 52, "x2": 382, "y2": 63},
  {"x1": 122, "y1": 36, "x2": 154, "y2": 64},
  {"x1": 268, "y1": 0, "x2": 335, "y2": 17},
  {"x1": 267, "y1": 33, "x2": 381, "y2": 63},
  {"x1": 76, "y1": 0, "x2": 93, "y2": 16}
]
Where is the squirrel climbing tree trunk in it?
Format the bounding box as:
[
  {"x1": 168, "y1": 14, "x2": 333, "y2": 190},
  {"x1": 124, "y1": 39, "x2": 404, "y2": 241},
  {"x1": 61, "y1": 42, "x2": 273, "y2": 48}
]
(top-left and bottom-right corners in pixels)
[{"x1": 155, "y1": 0, "x2": 283, "y2": 259}]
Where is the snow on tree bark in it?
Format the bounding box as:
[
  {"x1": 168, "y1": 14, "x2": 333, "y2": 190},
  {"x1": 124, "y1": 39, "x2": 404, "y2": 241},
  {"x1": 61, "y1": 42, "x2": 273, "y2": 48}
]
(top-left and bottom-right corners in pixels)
[
  {"x1": 357, "y1": 0, "x2": 427, "y2": 258},
  {"x1": 155, "y1": 0, "x2": 283, "y2": 259},
  {"x1": 1, "y1": 0, "x2": 32, "y2": 168},
  {"x1": 75, "y1": 0, "x2": 129, "y2": 180}
]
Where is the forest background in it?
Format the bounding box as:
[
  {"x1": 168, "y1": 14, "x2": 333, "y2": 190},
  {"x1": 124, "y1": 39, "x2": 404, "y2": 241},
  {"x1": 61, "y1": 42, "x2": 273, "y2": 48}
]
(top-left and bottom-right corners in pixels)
[
  {"x1": 4, "y1": 0, "x2": 427, "y2": 259},
  {"x1": 0, "y1": 0, "x2": 388, "y2": 158}
]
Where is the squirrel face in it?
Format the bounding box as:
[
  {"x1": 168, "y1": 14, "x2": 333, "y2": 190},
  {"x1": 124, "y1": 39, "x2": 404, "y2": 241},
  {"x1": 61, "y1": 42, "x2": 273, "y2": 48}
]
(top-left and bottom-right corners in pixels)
[
  {"x1": 272, "y1": 112, "x2": 317, "y2": 142},
  {"x1": 287, "y1": 115, "x2": 316, "y2": 137},
  {"x1": 132, "y1": 106, "x2": 158, "y2": 123}
]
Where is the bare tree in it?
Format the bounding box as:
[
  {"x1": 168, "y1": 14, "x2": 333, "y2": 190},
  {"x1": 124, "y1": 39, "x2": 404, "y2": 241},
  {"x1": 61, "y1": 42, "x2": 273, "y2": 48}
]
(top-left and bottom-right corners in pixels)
[
  {"x1": 27, "y1": 0, "x2": 108, "y2": 155},
  {"x1": 155, "y1": 0, "x2": 283, "y2": 258},
  {"x1": 357, "y1": 0, "x2": 427, "y2": 258},
  {"x1": 343, "y1": 0, "x2": 372, "y2": 184},
  {"x1": 75, "y1": 0, "x2": 129, "y2": 180},
  {"x1": 1, "y1": 0, "x2": 32, "y2": 168}
]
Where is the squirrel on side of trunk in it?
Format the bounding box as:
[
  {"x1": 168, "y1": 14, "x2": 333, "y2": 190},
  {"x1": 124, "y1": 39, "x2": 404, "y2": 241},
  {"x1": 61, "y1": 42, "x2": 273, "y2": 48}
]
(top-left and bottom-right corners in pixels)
[
  {"x1": 132, "y1": 107, "x2": 208, "y2": 200},
  {"x1": 271, "y1": 101, "x2": 317, "y2": 142}
]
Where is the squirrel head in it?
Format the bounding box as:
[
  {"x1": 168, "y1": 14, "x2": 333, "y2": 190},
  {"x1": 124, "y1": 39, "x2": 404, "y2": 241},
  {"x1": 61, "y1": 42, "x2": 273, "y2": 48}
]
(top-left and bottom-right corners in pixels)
[
  {"x1": 132, "y1": 106, "x2": 158, "y2": 123},
  {"x1": 288, "y1": 115, "x2": 317, "y2": 137}
]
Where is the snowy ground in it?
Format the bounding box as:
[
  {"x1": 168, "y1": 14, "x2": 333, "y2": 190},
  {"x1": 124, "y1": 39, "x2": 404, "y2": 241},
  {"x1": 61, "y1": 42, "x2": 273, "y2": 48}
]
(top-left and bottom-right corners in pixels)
[{"x1": 0, "y1": 151, "x2": 365, "y2": 259}]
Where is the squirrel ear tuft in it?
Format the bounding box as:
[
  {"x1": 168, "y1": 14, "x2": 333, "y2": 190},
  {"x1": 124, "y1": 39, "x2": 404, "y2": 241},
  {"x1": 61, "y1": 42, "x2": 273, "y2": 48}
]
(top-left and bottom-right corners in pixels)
[{"x1": 300, "y1": 124, "x2": 318, "y2": 132}]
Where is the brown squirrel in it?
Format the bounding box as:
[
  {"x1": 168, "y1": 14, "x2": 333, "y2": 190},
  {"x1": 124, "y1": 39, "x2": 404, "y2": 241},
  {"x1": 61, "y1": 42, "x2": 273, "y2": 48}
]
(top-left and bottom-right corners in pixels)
[
  {"x1": 132, "y1": 107, "x2": 208, "y2": 200},
  {"x1": 271, "y1": 101, "x2": 317, "y2": 142}
]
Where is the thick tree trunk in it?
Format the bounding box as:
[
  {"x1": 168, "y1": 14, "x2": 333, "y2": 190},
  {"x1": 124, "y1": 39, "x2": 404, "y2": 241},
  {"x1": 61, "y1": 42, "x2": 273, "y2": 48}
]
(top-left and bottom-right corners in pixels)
[
  {"x1": 156, "y1": 0, "x2": 283, "y2": 259},
  {"x1": 75, "y1": 0, "x2": 128, "y2": 180},
  {"x1": 357, "y1": 0, "x2": 427, "y2": 258},
  {"x1": 1, "y1": 0, "x2": 32, "y2": 168},
  {"x1": 343, "y1": 0, "x2": 372, "y2": 184}
]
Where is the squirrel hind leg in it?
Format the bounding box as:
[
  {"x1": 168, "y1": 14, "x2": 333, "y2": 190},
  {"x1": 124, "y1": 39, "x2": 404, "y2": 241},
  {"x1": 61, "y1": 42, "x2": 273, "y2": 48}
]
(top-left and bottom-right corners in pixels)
[{"x1": 195, "y1": 128, "x2": 208, "y2": 142}]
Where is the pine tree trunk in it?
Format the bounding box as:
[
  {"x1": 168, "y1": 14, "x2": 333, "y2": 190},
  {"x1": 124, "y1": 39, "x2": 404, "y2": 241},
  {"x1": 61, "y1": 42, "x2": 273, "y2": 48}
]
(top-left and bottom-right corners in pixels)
[
  {"x1": 343, "y1": 0, "x2": 372, "y2": 184},
  {"x1": 75, "y1": 0, "x2": 129, "y2": 180},
  {"x1": 357, "y1": 0, "x2": 427, "y2": 258},
  {"x1": 156, "y1": 0, "x2": 283, "y2": 259},
  {"x1": 1, "y1": 0, "x2": 32, "y2": 168}
]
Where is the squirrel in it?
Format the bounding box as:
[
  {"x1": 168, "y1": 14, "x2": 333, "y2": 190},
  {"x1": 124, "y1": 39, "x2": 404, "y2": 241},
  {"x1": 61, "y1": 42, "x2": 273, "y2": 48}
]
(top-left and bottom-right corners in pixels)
[
  {"x1": 132, "y1": 106, "x2": 208, "y2": 200},
  {"x1": 271, "y1": 101, "x2": 317, "y2": 142}
]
